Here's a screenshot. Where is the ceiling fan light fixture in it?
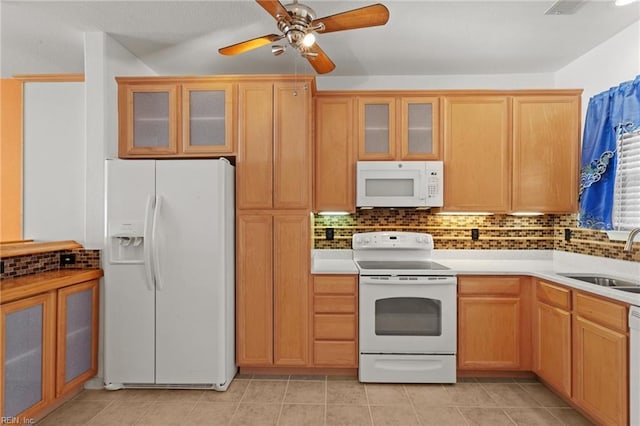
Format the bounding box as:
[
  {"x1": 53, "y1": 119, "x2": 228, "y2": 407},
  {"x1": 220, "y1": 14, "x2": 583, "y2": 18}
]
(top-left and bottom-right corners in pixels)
[{"x1": 302, "y1": 32, "x2": 316, "y2": 47}]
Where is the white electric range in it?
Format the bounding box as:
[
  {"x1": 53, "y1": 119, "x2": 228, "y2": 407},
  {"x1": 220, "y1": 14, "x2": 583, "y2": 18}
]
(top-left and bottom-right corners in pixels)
[{"x1": 353, "y1": 231, "x2": 457, "y2": 383}]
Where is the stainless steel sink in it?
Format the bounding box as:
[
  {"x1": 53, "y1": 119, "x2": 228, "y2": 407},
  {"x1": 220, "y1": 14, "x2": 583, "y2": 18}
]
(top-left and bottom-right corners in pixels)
[
  {"x1": 614, "y1": 287, "x2": 640, "y2": 294},
  {"x1": 559, "y1": 273, "x2": 640, "y2": 290}
]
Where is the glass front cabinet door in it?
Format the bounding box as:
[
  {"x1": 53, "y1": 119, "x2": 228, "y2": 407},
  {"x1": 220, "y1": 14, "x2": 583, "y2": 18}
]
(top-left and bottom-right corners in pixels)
[
  {"x1": 119, "y1": 83, "x2": 179, "y2": 156},
  {"x1": 56, "y1": 280, "x2": 99, "y2": 397},
  {"x1": 358, "y1": 97, "x2": 396, "y2": 160},
  {"x1": 400, "y1": 97, "x2": 440, "y2": 160},
  {"x1": 1, "y1": 292, "x2": 56, "y2": 421},
  {"x1": 182, "y1": 83, "x2": 234, "y2": 154},
  {"x1": 358, "y1": 96, "x2": 440, "y2": 160},
  {"x1": 117, "y1": 79, "x2": 235, "y2": 158}
]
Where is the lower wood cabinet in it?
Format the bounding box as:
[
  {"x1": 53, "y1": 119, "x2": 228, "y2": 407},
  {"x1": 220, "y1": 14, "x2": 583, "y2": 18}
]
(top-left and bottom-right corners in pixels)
[
  {"x1": 56, "y1": 280, "x2": 99, "y2": 397},
  {"x1": 236, "y1": 212, "x2": 310, "y2": 367},
  {"x1": 572, "y1": 292, "x2": 628, "y2": 426},
  {"x1": 533, "y1": 280, "x2": 572, "y2": 399},
  {"x1": 457, "y1": 276, "x2": 531, "y2": 370},
  {"x1": 312, "y1": 275, "x2": 358, "y2": 367},
  {"x1": 532, "y1": 279, "x2": 629, "y2": 425},
  {"x1": 0, "y1": 279, "x2": 99, "y2": 421}
]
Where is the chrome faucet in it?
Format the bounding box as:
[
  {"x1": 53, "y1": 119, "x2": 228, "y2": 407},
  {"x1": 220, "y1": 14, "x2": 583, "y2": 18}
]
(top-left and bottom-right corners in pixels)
[{"x1": 624, "y1": 228, "x2": 640, "y2": 252}]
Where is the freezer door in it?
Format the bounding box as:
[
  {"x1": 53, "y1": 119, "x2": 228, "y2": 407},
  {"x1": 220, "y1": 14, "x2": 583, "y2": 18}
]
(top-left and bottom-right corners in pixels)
[
  {"x1": 154, "y1": 160, "x2": 232, "y2": 384},
  {"x1": 104, "y1": 160, "x2": 156, "y2": 385}
]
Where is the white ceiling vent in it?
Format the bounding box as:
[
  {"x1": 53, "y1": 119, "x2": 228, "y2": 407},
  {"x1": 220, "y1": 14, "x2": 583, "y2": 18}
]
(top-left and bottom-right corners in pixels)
[{"x1": 545, "y1": 0, "x2": 585, "y2": 15}]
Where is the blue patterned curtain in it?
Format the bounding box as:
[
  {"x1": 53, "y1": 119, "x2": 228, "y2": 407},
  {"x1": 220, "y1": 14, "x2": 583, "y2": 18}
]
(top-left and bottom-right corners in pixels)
[{"x1": 579, "y1": 75, "x2": 640, "y2": 229}]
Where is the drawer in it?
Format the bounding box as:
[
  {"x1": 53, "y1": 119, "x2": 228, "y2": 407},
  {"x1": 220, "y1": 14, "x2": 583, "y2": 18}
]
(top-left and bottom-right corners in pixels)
[
  {"x1": 314, "y1": 295, "x2": 356, "y2": 313},
  {"x1": 314, "y1": 276, "x2": 357, "y2": 295},
  {"x1": 574, "y1": 291, "x2": 628, "y2": 332},
  {"x1": 314, "y1": 314, "x2": 356, "y2": 340},
  {"x1": 537, "y1": 280, "x2": 571, "y2": 310},
  {"x1": 314, "y1": 341, "x2": 357, "y2": 367},
  {"x1": 458, "y1": 276, "x2": 521, "y2": 296}
]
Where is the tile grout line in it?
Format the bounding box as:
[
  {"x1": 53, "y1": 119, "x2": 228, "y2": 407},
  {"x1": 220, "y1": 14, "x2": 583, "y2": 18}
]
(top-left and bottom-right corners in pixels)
[
  {"x1": 401, "y1": 384, "x2": 423, "y2": 425},
  {"x1": 323, "y1": 376, "x2": 328, "y2": 426},
  {"x1": 227, "y1": 377, "x2": 251, "y2": 426},
  {"x1": 175, "y1": 390, "x2": 204, "y2": 426},
  {"x1": 274, "y1": 376, "x2": 290, "y2": 426},
  {"x1": 363, "y1": 383, "x2": 375, "y2": 426}
]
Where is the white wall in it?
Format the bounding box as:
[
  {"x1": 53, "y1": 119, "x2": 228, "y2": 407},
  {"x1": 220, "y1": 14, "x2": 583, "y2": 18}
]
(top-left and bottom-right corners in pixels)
[
  {"x1": 316, "y1": 72, "x2": 555, "y2": 91},
  {"x1": 83, "y1": 32, "x2": 155, "y2": 249},
  {"x1": 555, "y1": 20, "x2": 640, "y2": 121},
  {"x1": 23, "y1": 82, "x2": 85, "y2": 242}
]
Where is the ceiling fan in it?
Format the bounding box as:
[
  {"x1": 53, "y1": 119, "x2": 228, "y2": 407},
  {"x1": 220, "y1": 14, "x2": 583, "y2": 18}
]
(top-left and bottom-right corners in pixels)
[{"x1": 218, "y1": 0, "x2": 390, "y2": 74}]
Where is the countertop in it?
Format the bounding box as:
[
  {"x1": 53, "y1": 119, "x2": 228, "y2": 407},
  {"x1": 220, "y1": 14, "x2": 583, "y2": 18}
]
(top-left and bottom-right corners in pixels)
[
  {"x1": 311, "y1": 249, "x2": 640, "y2": 306},
  {"x1": 0, "y1": 269, "x2": 104, "y2": 304}
]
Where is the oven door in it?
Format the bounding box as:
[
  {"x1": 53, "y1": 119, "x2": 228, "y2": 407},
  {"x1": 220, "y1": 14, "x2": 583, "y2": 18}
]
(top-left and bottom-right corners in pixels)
[{"x1": 359, "y1": 276, "x2": 456, "y2": 354}]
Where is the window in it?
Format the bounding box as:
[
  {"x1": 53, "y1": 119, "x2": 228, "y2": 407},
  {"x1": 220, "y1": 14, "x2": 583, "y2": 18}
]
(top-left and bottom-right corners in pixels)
[{"x1": 612, "y1": 130, "x2": 640, "y2": 229}]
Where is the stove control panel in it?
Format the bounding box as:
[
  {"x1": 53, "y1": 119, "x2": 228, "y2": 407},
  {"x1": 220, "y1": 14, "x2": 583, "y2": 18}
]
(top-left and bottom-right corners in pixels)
[{"x1": 352, "y1": 232, "x2": 434, "y2": 250}]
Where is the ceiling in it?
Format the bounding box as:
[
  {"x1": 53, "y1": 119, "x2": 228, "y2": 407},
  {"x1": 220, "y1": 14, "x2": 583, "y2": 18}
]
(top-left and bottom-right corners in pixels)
[{"x1": 2, "y1": 0, "x2": 640, "y2": 78}]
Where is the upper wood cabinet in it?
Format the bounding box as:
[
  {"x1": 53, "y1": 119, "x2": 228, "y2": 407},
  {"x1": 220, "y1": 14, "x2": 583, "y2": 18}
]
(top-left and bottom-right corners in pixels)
[
  {"x1": 442, "y1": 91, "x2": 581, "y2": 213},
  {"x1": 443, "y1": 96, "x2": 511, "y2": 212},
  {"x1": 237, "y1": 79, "x2": 312, "y2": 210},
  {"x1": 314, "y1": 96, "x2": 355, "y2": 213},
  {"x1": 357, "y1": 95, "x2": 440, "y2": 160},
  {"x1": 117, "y1": 78, "x2": 235, "y2": 158},
  {"x1": 512, "y1": 95, "x2": 580, "y2": 213}
]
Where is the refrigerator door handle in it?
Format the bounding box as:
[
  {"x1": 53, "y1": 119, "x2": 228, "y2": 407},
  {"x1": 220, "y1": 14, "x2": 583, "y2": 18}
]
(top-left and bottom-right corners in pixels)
[
  {"x1": 143, "y1": 194, "x2": 156, "y2": 291},
  {"x1": 152, "y1": 194, "x2": 163, "y2": 291}
]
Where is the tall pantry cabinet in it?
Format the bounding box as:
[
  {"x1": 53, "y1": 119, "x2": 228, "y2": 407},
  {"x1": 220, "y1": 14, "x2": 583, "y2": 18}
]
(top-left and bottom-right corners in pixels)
[{"x1": 236, "y1": 78, "x2": 313, "y2": 368}]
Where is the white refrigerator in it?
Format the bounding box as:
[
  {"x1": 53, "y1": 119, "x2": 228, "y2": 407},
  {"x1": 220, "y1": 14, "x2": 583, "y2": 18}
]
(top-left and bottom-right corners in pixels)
[{"x1": 104, "y1": 159, "x2": 236, "y2": 390}]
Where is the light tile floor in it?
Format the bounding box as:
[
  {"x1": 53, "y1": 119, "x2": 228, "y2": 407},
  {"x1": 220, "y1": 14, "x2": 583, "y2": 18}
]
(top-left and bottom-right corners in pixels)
[{"x1": 37, "y1": 376, "x2": 594, "y2": 425}]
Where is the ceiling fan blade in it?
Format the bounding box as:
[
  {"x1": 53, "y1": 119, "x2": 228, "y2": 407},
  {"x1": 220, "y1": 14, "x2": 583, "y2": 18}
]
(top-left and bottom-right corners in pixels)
[
  {"x1": 306, "y1": 43, "x2": 336, "y2": 74},
  {"x1": 313, "y1": 3, "x2": 389, "y2": 34},
  {"x1": 218, "y1": 34, "x2": 283, "y2": 56},
  {"x1": 256, "y1": 0, "x2": 289, "y2": 21}
]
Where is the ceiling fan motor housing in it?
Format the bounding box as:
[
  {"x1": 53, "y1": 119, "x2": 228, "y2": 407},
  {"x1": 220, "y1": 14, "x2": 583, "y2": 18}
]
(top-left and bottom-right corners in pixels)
[{"x1": 279, "y1": 2, "x2": 316, "y2": 47}]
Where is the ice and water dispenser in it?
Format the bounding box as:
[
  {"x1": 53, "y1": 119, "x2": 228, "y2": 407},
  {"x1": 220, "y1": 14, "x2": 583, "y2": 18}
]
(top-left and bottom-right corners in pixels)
[{"x1": 109, "y1": 221, "x2": 145, "y2": 263}]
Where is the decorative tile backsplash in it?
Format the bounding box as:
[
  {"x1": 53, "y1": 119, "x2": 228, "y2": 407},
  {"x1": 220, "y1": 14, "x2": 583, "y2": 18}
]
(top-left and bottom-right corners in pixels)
[
  {"x1": 0, "y1": 249, "x2": 101, "y2": 280},
  {"x1": 314, "y1": 210, "x2": 639, "y2": 263}
]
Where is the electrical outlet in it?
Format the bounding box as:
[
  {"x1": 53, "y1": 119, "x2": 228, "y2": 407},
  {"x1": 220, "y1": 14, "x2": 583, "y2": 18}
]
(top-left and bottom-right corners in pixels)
[
  {"x1": 325, "y1": 227, "x2": 335, "y2": 241},
  {"x1": 565, "y1": 228, "x2": 572, "y2": 242},
  {"x1": 471, "y1": 228, "x2": 479, "y2": 241},
  {"x1": 60, "y1": 253, "x2": 76, "y2": 266}
]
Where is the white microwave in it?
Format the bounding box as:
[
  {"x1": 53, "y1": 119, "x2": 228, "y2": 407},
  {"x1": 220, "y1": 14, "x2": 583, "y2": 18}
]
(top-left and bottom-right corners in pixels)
[{"x1": 356, "y1": 161, "x2": 443, "y2": 208}]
